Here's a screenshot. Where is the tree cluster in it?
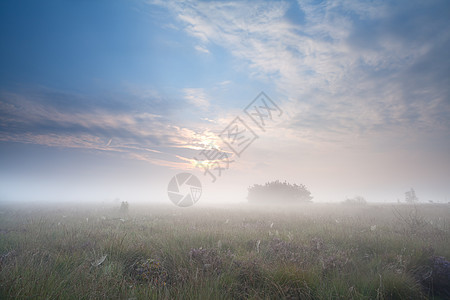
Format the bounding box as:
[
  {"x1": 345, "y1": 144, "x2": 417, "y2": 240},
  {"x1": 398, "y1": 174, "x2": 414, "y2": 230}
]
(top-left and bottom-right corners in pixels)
[
  {"x1": 247, "y1": 180, "x2": 313, "y2": 204},
  {"x1": 342, "y1": 196, "x2": 367, "y2": 205}
]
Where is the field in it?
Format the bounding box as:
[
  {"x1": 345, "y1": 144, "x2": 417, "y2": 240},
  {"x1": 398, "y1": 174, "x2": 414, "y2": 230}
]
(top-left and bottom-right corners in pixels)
[{"x1": 0, "y1": 202, "x2": 449, "y2": 299}]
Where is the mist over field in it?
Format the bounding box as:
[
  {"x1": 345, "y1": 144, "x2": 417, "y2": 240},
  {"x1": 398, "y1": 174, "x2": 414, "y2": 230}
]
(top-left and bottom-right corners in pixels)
[{"x1": 0, "y1": 0, "x2": 450, "y2": 298}]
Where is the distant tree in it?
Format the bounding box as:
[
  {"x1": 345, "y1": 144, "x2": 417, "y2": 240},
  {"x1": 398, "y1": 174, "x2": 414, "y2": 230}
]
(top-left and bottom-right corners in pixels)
[
  {"x1": 247, "y1": 180, "x2": 313, "y2": 204},
  {"x1": 405, "y1": 188, "x2": 419, "y2": 203},
  {"x1": 342, "y1": 196, "x2": 367, "y2": 205}
]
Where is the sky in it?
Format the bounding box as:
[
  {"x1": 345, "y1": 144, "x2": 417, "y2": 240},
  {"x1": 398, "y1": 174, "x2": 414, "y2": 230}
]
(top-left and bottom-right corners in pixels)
[{"x1": 0, "y1": 0, "x2": 449, "y2": 204}]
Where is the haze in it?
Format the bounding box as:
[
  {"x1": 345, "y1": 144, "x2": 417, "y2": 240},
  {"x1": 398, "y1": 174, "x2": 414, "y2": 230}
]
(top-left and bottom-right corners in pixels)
[{"x1": 1, "y1": 0, "x2": 449, "y2": 205}]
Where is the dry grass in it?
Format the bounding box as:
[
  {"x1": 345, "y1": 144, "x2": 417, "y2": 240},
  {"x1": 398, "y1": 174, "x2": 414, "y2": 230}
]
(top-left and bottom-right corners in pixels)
[{"x1": 0, "y1": 202, "x2": 449, "y2": 299}]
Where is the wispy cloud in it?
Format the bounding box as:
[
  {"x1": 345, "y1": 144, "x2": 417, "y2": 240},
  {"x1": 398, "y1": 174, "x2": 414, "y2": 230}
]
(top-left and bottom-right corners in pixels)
[
  {"x1": 183, "y1": 88, "x2": 210, "y2": 109},
  {"x1": 153, "y1": 0, "x2": 450, "y2": 146},
  {"x1": 0, "y1": 87, "x2": 222, "y2": 169},
  {"x1": 194, "y1": 45, "x2": 210, "y2": 54}
]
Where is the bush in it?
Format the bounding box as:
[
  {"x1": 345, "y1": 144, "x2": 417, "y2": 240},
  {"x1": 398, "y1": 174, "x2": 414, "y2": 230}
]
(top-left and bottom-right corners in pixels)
[{"x1": 247, "y1": 180, "x2": 313, "y2": 204}]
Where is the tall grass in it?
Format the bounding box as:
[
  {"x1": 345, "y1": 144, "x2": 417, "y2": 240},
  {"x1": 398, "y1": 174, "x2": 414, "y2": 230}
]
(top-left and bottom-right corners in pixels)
[{"x1": 0, "y1": 202, "x2": 448, "y2": 299}]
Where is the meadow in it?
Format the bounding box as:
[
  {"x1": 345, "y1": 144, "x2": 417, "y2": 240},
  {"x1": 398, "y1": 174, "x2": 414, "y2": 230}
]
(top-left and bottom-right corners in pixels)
[{"x1": 0, "y1": 202, "x2": 449, "y2": 299}]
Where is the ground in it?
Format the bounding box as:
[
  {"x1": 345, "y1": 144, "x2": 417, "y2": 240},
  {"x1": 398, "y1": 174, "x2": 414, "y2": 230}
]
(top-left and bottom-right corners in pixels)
[{"x1": 0, "y1": 202, "x2": 449, "y2": 299}]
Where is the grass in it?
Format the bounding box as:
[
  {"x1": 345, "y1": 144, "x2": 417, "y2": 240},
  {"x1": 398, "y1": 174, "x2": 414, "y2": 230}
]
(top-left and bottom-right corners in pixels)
[{"x1": 0, "y1": 202, "x2": 449, "y2": 299}]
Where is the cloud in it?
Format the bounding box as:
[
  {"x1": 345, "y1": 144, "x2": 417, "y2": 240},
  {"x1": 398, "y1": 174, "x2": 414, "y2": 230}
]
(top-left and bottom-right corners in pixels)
[
  {"x1": 152, "y1": 0, "x2": 450, "y2": 148},
  {"x1": 194, "y1": 45, "x2": 210, "y2": 54},
  {"x1": 218, "y1": 80, "x2": 231, "y2": 86},
  {"x1": 0, "y1": 86, "x2": 224, "y2": 169},
  {"x1": 183, "y1": 87, "x2": 210, "y2": 109}
]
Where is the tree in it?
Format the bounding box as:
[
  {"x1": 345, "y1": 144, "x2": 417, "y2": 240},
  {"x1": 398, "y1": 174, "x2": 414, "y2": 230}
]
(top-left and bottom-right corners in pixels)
[
  {"x1": 247, "y1": 180, "x2": 313, "y2": 204},
  {"x1": 405, "y1": 188, "x2": 419, "y2": 203}
]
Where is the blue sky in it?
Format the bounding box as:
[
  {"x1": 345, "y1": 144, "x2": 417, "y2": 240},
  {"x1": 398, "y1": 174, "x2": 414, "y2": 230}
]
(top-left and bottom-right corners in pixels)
[{"x1": 0, "y1": 0, "x2": 449, "y2": 203}]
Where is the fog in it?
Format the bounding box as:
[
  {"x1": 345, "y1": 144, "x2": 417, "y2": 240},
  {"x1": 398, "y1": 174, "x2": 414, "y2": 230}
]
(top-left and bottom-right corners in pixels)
[{"x1": 1, "y1": 0, "x2": 449, "y2": 297}]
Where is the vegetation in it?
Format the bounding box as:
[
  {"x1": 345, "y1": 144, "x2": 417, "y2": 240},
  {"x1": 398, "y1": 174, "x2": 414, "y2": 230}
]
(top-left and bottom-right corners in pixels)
[
  {"x1": 120, "y1": 201, "x2": 129, "y2": 214},
  {"x1": 342, "y1": 196, "x2": 367, "y2": 205},
  {"x1": 248, "y1": 180, "x2": 313, "y2": 204},
  {"x1": 0, "y1": 202, "x2": 449, "y2": 299},
  {"x1": 405, "y1": 188, "x2": 419, "y2": 203}
]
